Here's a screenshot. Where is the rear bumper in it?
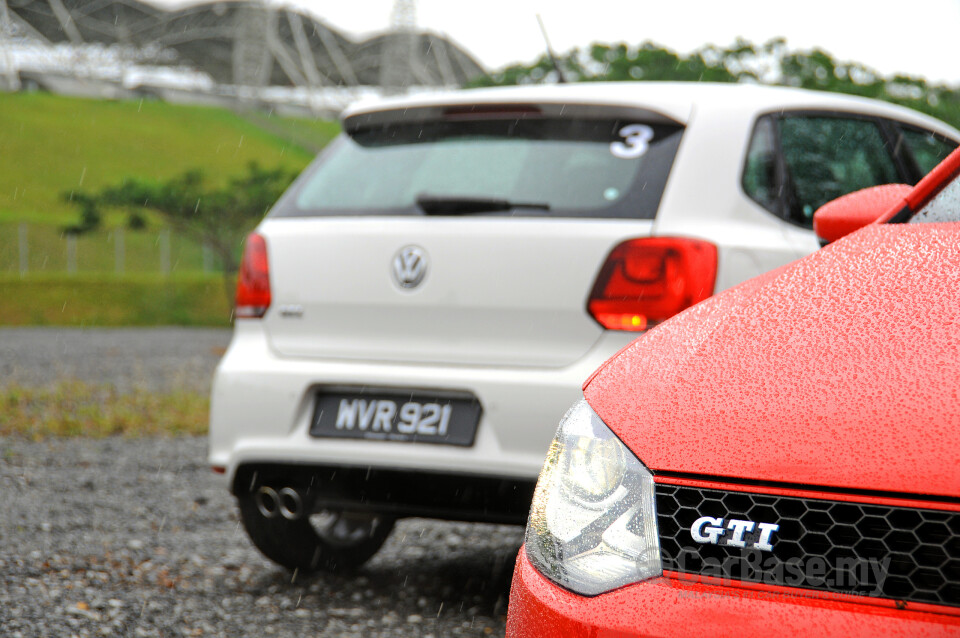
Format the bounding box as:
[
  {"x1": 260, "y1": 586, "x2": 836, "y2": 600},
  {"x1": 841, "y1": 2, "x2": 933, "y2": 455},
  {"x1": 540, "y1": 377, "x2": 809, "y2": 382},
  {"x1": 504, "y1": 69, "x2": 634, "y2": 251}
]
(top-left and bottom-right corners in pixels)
[
  {"x1": 208, "y1": 322, "x2": 634, "y2": 493},
  {"x1": 232, "y1": 463, "x2": 535, "y2": 524},
  {"x1": 507, "y1": 550, "x2": 960, "y2": 637}
]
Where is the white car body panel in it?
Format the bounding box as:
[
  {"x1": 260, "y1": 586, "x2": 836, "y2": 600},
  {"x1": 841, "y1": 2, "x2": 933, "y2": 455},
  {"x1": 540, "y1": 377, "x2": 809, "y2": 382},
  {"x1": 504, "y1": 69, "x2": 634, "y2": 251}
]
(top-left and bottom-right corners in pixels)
[
  {"x1": 260, "y1": 216, "x2": 653, "y2": 367},
  {"x1": 209, "y1": 322, "x2": 637, "y2": 479}
]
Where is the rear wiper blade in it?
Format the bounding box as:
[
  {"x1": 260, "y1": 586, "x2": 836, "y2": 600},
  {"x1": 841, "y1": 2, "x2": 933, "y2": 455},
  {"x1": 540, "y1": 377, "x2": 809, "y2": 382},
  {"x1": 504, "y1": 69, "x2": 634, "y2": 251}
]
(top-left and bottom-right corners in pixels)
[{"x1": 414, "y1": 194, "x2": 551, "y2": 215}]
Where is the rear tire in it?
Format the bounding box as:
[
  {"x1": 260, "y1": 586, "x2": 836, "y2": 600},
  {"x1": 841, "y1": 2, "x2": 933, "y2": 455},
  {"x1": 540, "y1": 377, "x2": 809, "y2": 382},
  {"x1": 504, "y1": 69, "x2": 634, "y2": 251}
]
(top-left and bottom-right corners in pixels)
[{"x1": 238, "y1": 496, "x2": 395, "y2": 572}]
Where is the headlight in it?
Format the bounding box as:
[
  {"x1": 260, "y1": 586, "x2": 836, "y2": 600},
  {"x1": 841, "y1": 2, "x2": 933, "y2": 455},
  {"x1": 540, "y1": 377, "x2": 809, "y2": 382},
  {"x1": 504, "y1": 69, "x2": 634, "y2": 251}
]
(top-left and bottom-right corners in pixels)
[{"x1": 525, "y1": 398, "x2": 660, "y2": 596}]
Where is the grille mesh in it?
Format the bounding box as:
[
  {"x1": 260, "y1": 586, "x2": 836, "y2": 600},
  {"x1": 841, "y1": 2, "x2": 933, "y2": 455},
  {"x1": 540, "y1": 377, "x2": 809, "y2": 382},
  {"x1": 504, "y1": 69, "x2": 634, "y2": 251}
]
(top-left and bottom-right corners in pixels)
[{"x1": 655, "y1": 484, "x2": 960, "y2": 607}]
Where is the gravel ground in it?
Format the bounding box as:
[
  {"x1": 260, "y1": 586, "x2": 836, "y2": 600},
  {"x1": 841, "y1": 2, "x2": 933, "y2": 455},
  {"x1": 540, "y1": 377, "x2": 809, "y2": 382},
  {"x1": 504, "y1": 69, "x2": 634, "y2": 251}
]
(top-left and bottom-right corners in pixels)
[
  {"x1": 0, "y1": 327, "x2": 232, "y2": 394},
  {"x1": 0, "y1": 329, "x2": 525, "y2": 637}
]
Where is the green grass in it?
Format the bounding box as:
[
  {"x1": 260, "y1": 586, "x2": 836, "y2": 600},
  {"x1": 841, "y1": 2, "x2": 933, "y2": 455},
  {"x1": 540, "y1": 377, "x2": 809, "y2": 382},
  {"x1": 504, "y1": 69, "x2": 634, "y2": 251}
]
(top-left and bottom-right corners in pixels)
[
  {"x1": 269, "y1": 114, "x2": 341, "y2": 148},
  {"x1": 0, "y1": 222, "x2": 224, "y2": 274},
  {"x1": 240, "y1": 110, "x2": 342, "y2": 154},
  {"x1": 0, "y1": 93, "x2": 340, "y2": 325},
  {"x1": 0, "y1": 381, "x2": 208, "y2": 439},
  {"x1": 0, "y1": 273, "x2": 233, "y2": 326},
  {"x1": 0, "y1": 92, "x2": 336, "y2": 220}
]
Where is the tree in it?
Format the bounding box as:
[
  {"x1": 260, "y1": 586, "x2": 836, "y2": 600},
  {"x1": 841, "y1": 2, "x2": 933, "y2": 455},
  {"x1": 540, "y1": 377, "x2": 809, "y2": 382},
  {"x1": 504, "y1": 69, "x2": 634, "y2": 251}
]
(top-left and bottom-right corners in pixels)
[
  {"x1": 68, "y1": 162, "x2": 297, "y2": 306},
  {"x1": 468, "y1": 38, "x2": 960, "y2": 132},
  {"x1": 61, "y1": 192, "x2": 101, "y2": 235}
]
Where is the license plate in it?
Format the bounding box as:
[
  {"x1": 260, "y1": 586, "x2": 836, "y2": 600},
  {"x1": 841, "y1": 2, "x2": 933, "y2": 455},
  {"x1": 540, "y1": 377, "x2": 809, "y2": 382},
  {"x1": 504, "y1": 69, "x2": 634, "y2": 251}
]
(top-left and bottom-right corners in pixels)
[{"x1": 310, "y1": 387, "x2": 482, "y2": 447}]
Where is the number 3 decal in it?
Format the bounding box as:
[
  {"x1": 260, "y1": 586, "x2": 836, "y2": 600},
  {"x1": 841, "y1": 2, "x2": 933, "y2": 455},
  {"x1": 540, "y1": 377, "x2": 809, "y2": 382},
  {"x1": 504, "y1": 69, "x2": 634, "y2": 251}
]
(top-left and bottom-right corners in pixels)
[{"x1": 610, "y1": 124, "x2": 654, "y2": 159}]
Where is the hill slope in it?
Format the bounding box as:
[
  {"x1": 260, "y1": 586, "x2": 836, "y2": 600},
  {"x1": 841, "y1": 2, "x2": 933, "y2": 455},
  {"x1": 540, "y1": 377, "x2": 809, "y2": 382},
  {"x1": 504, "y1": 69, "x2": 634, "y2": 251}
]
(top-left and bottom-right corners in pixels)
[{"x1": 0, "y1": 92, "x2": 338, "y2": 221}]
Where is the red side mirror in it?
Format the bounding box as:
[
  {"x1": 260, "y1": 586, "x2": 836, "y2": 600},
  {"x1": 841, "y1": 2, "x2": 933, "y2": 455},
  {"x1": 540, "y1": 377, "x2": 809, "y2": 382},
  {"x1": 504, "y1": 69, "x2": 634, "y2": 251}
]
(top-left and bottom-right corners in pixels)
[{"x1": 813, "y1": 184, "x2": 912, "y2": 244}]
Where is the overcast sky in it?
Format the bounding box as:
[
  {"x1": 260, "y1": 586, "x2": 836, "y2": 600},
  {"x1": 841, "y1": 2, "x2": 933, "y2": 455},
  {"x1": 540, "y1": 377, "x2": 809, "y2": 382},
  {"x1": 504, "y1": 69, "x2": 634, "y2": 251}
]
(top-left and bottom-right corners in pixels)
[{"x1": 152, "y1": 0, "x2": 960, "y2": 85}]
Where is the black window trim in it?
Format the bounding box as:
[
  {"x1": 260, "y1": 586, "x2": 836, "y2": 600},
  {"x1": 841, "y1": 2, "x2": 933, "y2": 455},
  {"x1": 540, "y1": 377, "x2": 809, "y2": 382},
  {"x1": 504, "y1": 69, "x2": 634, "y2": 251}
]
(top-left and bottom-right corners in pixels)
[
  {"x1": 889, "y1": 121, "x2": 960, "y2": 182},
  {"x1": 876, "y1": 118, "x2": 917, "y2": 183},
  {"x1": 740, "y1": 109, "x2": 920, "y2": 230}
]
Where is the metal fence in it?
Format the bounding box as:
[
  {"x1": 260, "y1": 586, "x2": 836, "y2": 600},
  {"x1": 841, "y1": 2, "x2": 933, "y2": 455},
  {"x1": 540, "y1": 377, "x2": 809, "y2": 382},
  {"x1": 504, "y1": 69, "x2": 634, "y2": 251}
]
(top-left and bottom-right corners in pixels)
[{"x1": 4, "y1": 222, "x2": 221, "y2": 275}]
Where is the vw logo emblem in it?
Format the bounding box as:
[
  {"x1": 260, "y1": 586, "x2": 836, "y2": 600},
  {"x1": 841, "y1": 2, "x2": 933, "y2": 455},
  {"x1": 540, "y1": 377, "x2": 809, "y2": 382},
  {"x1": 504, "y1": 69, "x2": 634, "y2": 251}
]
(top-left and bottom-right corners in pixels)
[{"x1": 392, "y1": 245, "x2": 427, "y2": 289}]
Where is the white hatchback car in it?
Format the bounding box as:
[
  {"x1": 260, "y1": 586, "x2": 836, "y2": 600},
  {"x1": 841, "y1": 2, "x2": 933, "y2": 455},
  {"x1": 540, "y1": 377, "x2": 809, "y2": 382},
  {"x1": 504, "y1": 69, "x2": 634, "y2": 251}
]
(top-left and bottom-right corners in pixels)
[{"x1": 208, "y1": 82, "x2": 958, "y2": 572}]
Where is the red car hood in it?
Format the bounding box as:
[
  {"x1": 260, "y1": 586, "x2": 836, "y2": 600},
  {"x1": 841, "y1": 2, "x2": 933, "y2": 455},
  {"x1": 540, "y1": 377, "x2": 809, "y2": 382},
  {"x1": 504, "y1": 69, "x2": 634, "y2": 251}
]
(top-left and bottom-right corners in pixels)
[{"x1": 585, "y1": 222, "x2": 960, "y2": 498}]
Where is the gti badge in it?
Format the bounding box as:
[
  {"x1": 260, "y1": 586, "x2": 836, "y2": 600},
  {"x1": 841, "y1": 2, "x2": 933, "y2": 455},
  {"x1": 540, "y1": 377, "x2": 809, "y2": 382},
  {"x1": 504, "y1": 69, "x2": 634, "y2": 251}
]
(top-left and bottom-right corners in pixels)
[
  {"x1": 690, "y1": 516, "x2": 779, "y2": 552},
  {"x1": 392, "y1": 245, "x2": 427, "y2": 289}
]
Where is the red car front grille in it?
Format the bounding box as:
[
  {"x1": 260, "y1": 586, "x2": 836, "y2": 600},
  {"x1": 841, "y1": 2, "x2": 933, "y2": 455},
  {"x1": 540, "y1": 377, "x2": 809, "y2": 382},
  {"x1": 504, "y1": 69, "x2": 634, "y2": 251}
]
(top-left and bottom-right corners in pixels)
[{"x1": 655, "y1": 484, "x2": 960, "y2": 608}]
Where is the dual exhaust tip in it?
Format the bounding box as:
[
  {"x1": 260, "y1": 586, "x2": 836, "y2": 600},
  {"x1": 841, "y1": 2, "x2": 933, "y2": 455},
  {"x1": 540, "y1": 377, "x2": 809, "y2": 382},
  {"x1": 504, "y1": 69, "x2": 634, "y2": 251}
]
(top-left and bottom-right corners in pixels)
[{"x1": 255, "y1": 486, "x2": 305, "y2": 520}]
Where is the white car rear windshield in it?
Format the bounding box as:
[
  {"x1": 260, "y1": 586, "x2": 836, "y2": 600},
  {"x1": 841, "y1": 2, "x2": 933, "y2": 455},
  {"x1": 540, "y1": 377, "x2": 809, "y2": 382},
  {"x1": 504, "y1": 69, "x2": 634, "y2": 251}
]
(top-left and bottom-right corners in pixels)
[{"x1": 271, "y1": 116, "x2": 683, "y2": 219}]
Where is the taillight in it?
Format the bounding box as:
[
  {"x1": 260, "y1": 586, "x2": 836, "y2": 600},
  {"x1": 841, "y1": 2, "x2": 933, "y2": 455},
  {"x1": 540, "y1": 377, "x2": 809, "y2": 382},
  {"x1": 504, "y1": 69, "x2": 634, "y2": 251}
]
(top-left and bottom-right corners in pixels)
[
  {"x1": 588, "y1": 237, "x2": 717, "y2": 331},
  {"x1": 235, "y1": 232, "x2": 271, "y2": 319}
]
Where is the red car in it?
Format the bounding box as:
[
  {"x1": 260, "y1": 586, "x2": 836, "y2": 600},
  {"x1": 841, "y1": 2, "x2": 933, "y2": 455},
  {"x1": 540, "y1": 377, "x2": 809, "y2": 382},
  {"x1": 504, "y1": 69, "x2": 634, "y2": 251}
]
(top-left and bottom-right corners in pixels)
[{"x1": 507, "y1": 148, "x2": 960, "y2": 636}]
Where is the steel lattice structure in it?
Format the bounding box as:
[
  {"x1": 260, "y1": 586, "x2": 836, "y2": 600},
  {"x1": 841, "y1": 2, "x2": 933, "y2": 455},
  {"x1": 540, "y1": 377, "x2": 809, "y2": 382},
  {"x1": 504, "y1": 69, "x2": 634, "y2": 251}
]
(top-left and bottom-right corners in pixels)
[{"x1": 3, "y1": 0, "x2": 485, "y2": 88}]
